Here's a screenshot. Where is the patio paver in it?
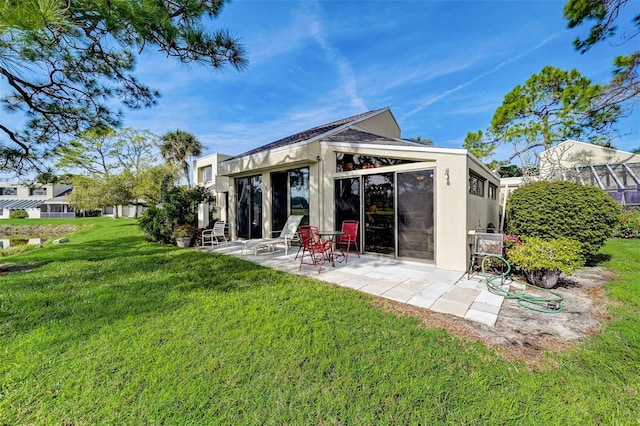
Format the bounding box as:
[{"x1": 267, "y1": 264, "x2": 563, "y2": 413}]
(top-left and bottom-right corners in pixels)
[{"x1": 199, "y1": 242, "x2": 504, "y2": 326}]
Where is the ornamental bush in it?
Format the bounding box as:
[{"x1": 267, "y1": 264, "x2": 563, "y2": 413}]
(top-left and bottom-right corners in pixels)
[
  {"x1": 506, "y1": 181, "x2": 620, "y2": 262},
  {"x1": 138, "y1": 186, "x2": 210, "y2": 244},
  {"x1": 507, "y1": 237, "x2": 584, "y2": 288},
  {"x1": 9, "y1": 210, "x2": 28, "y2": 219},
  {"x1": 614, "y1": 210, "x2": 640, "y2": 238},
  {"x1": 138, "y1": 206, "x2": 172, "y2": 243}
]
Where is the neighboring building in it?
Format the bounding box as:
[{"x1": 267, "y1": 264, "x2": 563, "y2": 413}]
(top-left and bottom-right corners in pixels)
[
  {"x1": 0, "y1": 181, "x2": 74, "y2": 219},
  {"x1": 100, "y1": 203, "x2": 147, "y2": 218},
  {"x1": 500, "y1": 140, "x2": 640, "y2": 208},
  {"x1": 193, "y1": 153, "x2": 232, "y2": 227},
  {"x1": 197, "y1": 107, "x2": 500, "y2": 271}
]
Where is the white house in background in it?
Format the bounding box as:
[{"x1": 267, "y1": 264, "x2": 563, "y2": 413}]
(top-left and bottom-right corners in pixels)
[
  {"x1": 194, "y1": 107, "x2": 500, "y2": 272},
  {"x1": 193, "y1": 153, "x2": 232, "y2": 228},
  {"x1": 0, "y1": 181, "x2": 74, "y2": 219},
  {"x1": 499, "y1": 140, "x2": 640, "y2": 210}
]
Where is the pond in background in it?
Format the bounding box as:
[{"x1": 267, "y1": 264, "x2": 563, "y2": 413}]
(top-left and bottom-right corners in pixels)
[{"x1": 0, "y1": 238, "x2": 46, "y2": 250}]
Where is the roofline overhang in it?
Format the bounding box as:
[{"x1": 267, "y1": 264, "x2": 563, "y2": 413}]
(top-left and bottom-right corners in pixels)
[
  {"x1": 553, "y1": 139, "x2": 640, "y2": 158},
  {"x1": 325, "y1": 141, "x2": 468, "y2": 155}
]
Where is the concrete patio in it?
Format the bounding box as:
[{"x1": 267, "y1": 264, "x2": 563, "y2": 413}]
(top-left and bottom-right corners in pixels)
[{"x1": 198, "y1": 242, "x2": 504, "y2": 327}]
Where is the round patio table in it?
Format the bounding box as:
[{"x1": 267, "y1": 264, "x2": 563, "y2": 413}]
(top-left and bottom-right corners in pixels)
[{"x1": 319, "y1": 230, "x2": 345, "y2": 262}]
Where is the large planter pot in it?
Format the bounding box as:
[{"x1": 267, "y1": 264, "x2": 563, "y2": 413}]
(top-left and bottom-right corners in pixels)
[
  {"x1": 526, "y1": 268, "x2": 561, "y2": 289},
  {"x1": 175, "y1": 237, "x2": 192, "y2": 248}
]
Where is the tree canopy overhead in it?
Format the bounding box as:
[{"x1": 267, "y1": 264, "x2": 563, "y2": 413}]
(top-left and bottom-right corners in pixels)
[
  {"x1": 0, "y1": 0, "x2": 247, "y2": 174},
  {"x1": 464, "y1": 66, "x2": 621, "y2": 166},
  {"x1": 564, "y1": 0, "x2": 639, "y2": 113}
]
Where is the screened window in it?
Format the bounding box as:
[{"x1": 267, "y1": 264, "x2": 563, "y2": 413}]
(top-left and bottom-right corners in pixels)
[
  {"x1": 199, "y1": 166, "x2": 213, "y2": 183},
  {"x1": 488, "y1": 183, "x2": 498, "y2": 200},
  {"x1": 336, "y1": 152, "x2": 415, "y2": 172},
  {"x1": 30, "y1": 188, "x2": 47, "y2": 196},
  {"x1": 469, "y1": 173, "x2": 485, "y2": 197}
]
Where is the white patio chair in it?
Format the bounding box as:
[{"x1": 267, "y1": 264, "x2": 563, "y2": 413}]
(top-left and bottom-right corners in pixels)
[
  {"x1": 202, "y1": 221, "x2": 227, "y2": 246},
  {"x1": 241, "y1": 215, "x2": 303, "y2": 256}
]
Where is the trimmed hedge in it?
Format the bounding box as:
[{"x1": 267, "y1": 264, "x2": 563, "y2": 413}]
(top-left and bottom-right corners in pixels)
[
  {"x1": 507, "y1": 237, "x2": 584, "y2": 288},
  {"x1": 9, "y1": 210, "x2": 28, "y2": 219},
  {"x1": 506, "y1": 181, "x2": 620, "y2": 261}
]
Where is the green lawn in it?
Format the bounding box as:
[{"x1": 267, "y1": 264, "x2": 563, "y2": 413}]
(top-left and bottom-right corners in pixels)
[{"x1": 1, "y1": 218, "x2": 639, "y2": 423}]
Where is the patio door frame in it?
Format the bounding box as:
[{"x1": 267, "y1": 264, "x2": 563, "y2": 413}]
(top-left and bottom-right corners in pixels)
[
  {"x1": 334, "y1": 166, "x2": 435, "y2": 261},
  {"x1": 235, "y1": 175, "x2": 262, "y2": 239}
]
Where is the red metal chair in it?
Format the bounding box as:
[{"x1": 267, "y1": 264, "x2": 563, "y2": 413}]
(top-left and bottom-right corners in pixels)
[
  {"x1": 336, "y1": 220, "x2": 360, "y2": 263},
  {"x1": 298, "y1": 225, "x2": 335, "y2": 273}
]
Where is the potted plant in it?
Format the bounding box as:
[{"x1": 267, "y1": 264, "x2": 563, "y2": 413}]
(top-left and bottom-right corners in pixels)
[
  {"x1": 506, "y1": 237, "x2": 584, "y2": 289},
  {"x1": 172, "y1": 224, "x2": 196, "y2": 248}
]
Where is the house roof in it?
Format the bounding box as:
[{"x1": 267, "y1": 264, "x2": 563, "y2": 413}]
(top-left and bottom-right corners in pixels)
[
  {"x1": 0, "y1": 199, "x2": 44, "y2": 209},
  {"x1": 226, "y1": 107, "x2": 393, "y2": 161},
  {"x1": 323, "y1": 128, "x2": 423, "y2": 147},
  {"x1": 43, "y1": 195, "x2": 70, "y2": 204}
]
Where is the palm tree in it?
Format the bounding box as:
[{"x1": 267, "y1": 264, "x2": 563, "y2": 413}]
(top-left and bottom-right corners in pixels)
[{"x1": 159, "y1": 130, "x2": 203, "y2": 188}]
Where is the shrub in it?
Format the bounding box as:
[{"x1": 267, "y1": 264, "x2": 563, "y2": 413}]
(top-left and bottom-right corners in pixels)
[
  {"x1": 138, "y1": 187, "x2": 211, "y2": 244},
  {"x1": 9, "y1": 210, "x2": 28, "y2": 219},
  {"x1": 138, "y1": 207, "x2": 172, "y2": 243},
  {"x1": 507, "y1": 181, "x2": 620, "y2": 262},
  {"x1": 82, "y1": 209, "x2": 102, "y2": 217},
  {"x1": 614, "y1": 210, "x2": 640, "y2": 238},
  {"x1": 507, "y1": 237, "x2": 584, "y2": 288}
]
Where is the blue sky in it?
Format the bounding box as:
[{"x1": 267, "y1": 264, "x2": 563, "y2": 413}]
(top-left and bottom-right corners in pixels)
[{"x1": 8, "y1": 0, "x2": 640, "y2": 168}]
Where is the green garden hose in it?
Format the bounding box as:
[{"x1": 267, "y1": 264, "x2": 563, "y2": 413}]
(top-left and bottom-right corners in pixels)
[{"x1": 481, "y1": 254, "x2": 564, "y2": 313}]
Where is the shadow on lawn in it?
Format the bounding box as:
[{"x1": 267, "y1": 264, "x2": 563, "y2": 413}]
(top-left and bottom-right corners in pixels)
[{"x1": 1, "y1": 228, "x2": 288, "y2": 346}]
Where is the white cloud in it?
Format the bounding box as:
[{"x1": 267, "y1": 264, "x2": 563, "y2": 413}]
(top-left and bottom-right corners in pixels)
[{"x1": 299, "y1": 1, "x2": 367, "y2": 112}]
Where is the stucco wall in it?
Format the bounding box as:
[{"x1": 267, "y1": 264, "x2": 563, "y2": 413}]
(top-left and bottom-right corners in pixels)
[
  {"x1": 193, "y1": 153, "x2": 232, "y2": 188},
  {"x1": 353, "y1": 110, "x2": 401, "y2": 139},
  {"x1": 217, "y1": 140, "x2": 499, "y2": 271},
  {"x1": 0, "y1": 183, "x2": 65, "y2": 199}
]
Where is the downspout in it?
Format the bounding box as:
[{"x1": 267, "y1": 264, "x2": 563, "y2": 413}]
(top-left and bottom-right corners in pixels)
[
  {"x1": 501, "y1": 183, "x2": 509, "y2": 233},
  {"x1": 317, "y1": 155, "x2": 323, "y2": 229}
]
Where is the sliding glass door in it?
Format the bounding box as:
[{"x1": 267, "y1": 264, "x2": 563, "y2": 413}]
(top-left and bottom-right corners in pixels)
[
  {"x1": 334, "y1": 168, "x2": 434, "y2": 260},
  {"x1": 397, "y1": 170, "x2": 434, "y2": 260},
  {"x1": 271, "y1": 168, "x2": 310, "y2": 233},
  {"x1": 363, "y1": 173, "x2": 395, "y2": 254},
  {"x1": 335, "y1": 178, "x2": 360, "y2": 225},
  {"x1": 236, "y1": 175, "x2": 262, "y2": 239},
  {"x1": 271, "y1": 172, "x2": 288, "y2": 233}
]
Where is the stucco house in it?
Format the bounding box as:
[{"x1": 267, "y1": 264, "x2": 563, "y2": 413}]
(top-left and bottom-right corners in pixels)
[
  {"x1": 193, "y1": 153, "x2": 233, "y2": 227},
  {"x1": 196, "y1": 107, "x2": 500, "y2": 272},
  {"x1": 0, "y1": 181, "x2": 74, "y2": 219}
]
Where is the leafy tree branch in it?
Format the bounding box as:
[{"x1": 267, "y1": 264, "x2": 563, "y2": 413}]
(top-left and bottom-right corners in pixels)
[
  {"x1": 0, "y1": 0, "x2": 246, "y2": 174},
  {"x1": 464, "y1": 66, "x2": 621, "y2": 168},
  {"x1": 565, "y1": 0, "x2": 640, "y2": 115}
]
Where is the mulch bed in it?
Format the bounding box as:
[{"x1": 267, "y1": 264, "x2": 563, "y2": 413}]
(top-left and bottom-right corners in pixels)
[{"x1": 372, "y1": 266, "x2": 613, "y2": 366}]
